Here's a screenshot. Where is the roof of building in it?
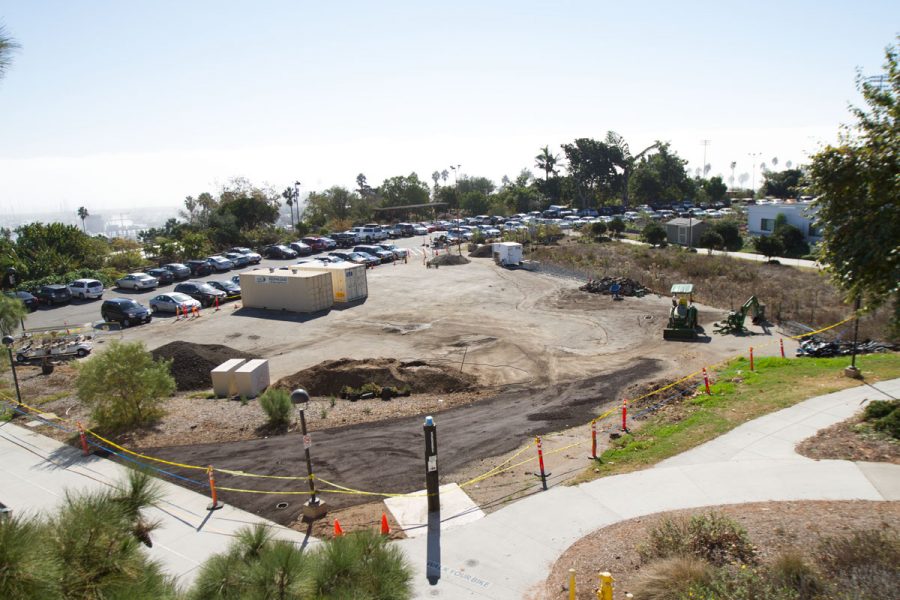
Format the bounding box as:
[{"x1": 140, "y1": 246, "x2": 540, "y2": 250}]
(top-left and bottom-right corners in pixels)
[{"x1": 666, "y1": 218, "x2": 704, "y2": 226}]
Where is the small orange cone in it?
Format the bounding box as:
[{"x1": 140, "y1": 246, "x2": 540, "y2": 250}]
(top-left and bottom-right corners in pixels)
[
  {"x1": 380, "y1": 513, "x2": 390, "y2": 536},
  {"x1": 333, "y1": 519, "x2": 344, "y2": 537}
]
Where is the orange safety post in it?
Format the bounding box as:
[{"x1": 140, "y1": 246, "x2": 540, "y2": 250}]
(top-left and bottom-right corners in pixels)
[
  {"x1": 193, "y1": 305, "x2": 200, "y2": 318},
  {"x1": 333, "y1": 519, "x2": 344, "y2": 537},
  {"x1": 621, "y1": 399, "x2": 628, "y2": 432},
  {"x1": 534, "y1": 436, "x2": 550, "y2": 491},
  {"x1": 749, "y1": 346, "x2": 754, "y2": 371},
  {"x1": 703, "y1": 367, "x2": 712, "y2": 395},
  {"x1": 206, "y1": 465, "x2": 223, "y2": 510},
  {"x1": 780, "y1": 338, "x2": 785, "y2": 358},
  {"x1": 590, "y1": 419, "x2": 598, "y2": 459},
  {"x1": 380, "y1": 512, "x2": 390, "y2": 536},
  {"x1": 77, "y1": 421, "x2": 89, "y2": 456},
  {"x1": 214, "y1": 296, "x2": 220, "y2": 311}
]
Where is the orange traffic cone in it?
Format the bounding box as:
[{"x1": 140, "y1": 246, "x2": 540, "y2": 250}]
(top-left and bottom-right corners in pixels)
[
  {"x1": 333, "y1": 519, "x2": 344, "y2": 537},
  {"x1": 380, "y1": 513, "x2": 390, "y2": 536},
  {"x1": 214, "y1": 296, "x2": 220, "y2": 311}
]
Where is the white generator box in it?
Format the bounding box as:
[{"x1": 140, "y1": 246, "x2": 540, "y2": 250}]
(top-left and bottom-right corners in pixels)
[
  {"x1": 211, "y1": 358, "x2": 247, "y2": 398},
  {"x1": 492, "y1": 242, "x2": 522, "y2": 266},
  {"x1": 234, "y1": 359, "x2": 270, "y2": 399},
  {"x1": 240, "y1": 269, "x2": 334, "y2": 313},
  {"x1": 293, "y1": 262, "x2": 368, "y2": 303}
]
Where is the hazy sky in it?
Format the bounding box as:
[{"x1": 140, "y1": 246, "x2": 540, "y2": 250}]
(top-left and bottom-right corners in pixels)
[{"x1": 0, "y1": 1, "x2": 897, "y2": 213}]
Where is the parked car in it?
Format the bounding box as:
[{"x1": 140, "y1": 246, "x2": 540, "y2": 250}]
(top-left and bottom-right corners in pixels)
[
  {"x1": 317, "y1": 236, "x2": 338, "y2": 250},
  {"x1": 412, "y1": 225, "x2": 429, "y2": 236},
  {"x1": 68, "y1": 278, "x2": 104, "y2": 300},
  {"x1": 148, "y1": 292, "x2": 201, "y2": 314},
  {"x1": 34, "y1": 284, "x2": 72, "y2": 305},
  {"x1": 145, "y1": 268, "x2": 175, "y2": 285},
  {"x1": 330, "y1": 251, "x2": 379, "y2": 267},
  {"x1": 116, "y1": 272, "x2": 158, "y2": 290},
  {"x1": 354, "y1": 245, "x2": 395, "y2": 263},
  {"x1": 389, "y1": 223, "x2": 415, "y2": 238},
  {"x1": 350, "y1": 226, "x2": 385, "y2": 243},
  {"x1": 208, "y1": 279, "x2": 241, "y2": 299},
  {"x1": 330, "y1": 232, "x2": 358, "y2": 248},
  {"x1": 3, "y1": 290, "x2": 39, "y2": 311},
  {"x1": 263, "y1": 244, "x2": 298, "y2": 259},
  {"x1": 173, "y1": 281, "x2": 227, "y2": 307},
  {"x1": 223, "y1": 252, "x2": 251, "y2": 268},
  {"x1": 228, "y1": 247, "x2": 262, "y2": 264},
  {"x1": 162, "y1": 263, "x2": 192, "y2": 280},
  {"x1": 288, "y1": 242, "x2": 312, "y2": 256},
  {"x1": 185, "y1": 259, "x2": 214, "y2": 276},
  {"x1": 377, "y1": 242, "x2": 409, "y2": 260},
  {"x1": 101, "y1": 298, "x2": 152, "y2": 327},
  {"x1": 205, "y1": 255, "x2": 234, "y2": 272},
  {"x1": 301, "y1": 237, "x2": 329, "y2": 252}
]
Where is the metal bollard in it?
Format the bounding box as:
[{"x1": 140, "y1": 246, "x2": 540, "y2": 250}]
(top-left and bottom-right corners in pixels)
[
  {"x1": 569, "y1": 568, "x2": 576, "y2": 600},
  {"x1": 597, "y1": 571, "x2": 613, "y2": 600}
]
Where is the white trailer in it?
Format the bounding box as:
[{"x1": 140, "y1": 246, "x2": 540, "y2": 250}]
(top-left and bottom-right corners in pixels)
[{"x1": 492, "y1": 242, "x2": 523, "y2": 267}]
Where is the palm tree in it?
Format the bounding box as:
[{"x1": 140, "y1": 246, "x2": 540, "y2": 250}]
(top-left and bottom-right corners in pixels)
[
  {"x1": 771, "y1": 156, "x2": 779, "y2": 170},
  {"x1": 76, "y1": 206, "x2": 89, "y2": 233},
  {"x1": 534, "y1": 145, "x2": 559, "y2": 181},
  {"x1": 440, "y1": 169, "x2": 449, "y2": 184},
  {"x1": 605, "y1": 131, "x2": 658, "y2": 209},
  {"x1": 738, "y1": 172, "x2": 750, "y2": 190},
  {"x1": 729, "y1": 161, "x2": 737, "y2": 189},
  {"x1": 785, "y1": 160, "x2": 793, "y2": 169},
  {"x1": 0, "y1": 25, "x2": 20, "y2": 81},
  {"x1": 281, "y1": 187, "x2": 295, "y2": 230}
]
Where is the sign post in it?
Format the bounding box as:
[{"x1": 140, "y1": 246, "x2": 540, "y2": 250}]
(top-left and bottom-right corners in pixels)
[
  {"x1": 424, "y1": 415, "x2": 440, "y2": 513},
  {"x1": 292, "y1": 389, "x2": 327, "y2": 520}
]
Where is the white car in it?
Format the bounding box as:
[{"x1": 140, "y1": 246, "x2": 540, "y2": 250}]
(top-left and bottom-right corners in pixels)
[
  {"x1": 68, "y1": 278, "x2": 104, "y2": 299},
  {"x1": 149, "y1": 292, "x2": 201, "y2": 314},
  {"x1": 116, "y1": 273, "x2": 158, "y2": 290}
]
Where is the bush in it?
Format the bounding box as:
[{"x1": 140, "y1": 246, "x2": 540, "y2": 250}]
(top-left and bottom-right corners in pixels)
[
  {"x1": 608, "y1": 217, "x2": 625, "y2": 237},
  {"x1": 709, "y1": 220, "x2": 743, "y2": 251},
  {"x1": 698, "y1": 230, "x2": 724, "y2": 251},
  {"x1": 258, "y1": 388, "x2": 293, "y2": 429},
  {"x1": 873, "y1": 409, "x2": 900, "y2": 438},
  {"x1": 307, "y1": 530, "x2": 412, "y2": 599},
  {"x1": 591, "y1": 221, "x2": 608, "y2": 239},
  {"x1": 753, "y1": 234, "x2": 784, "y2": 260},
  {"x1": 769, "y1": 549, "x2": 825, "y2": 599},
  {"x1": 631, "y1": 555, "x2": 713, "y2": 600},
  {"x1": 640, "y1": 512, "x2": 757, "y2": 566},
  {"x1": 76, "y1": 340, "x2": 175, "y2": 431},
  {"x1": 817, "y1": 529, "x2": 900, "y2": 599},
  {"x1": 863, "y1": 399, "x2": 898, "y2": 420},
  {"x1": 641, "y1": 221, "x2": 667, "y2": 246}
]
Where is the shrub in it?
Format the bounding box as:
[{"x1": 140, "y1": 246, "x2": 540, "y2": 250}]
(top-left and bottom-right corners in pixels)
[
  {"x1": 591, "y1": 221, "x2": 608, "y2": 239},
  {"x1": 258, "y1": 388, "x2": 293, "y2": 429},
  {"x1": 640, "y1": 512, "x2": 756, "y2": 566},
  {"x1": 873, "y1": 409, "x2": 900, "y2": 438},
  {"x1": 307, "y1": 530, "x2": 412, "y2": 599},
  {"x1": 641, "y1": 221, "x2": 667, "y2": 246},
  {"x1": 698, "y1": 230, "x2": 724, "y2": 251},
  {"x1": 631, "y1": 555, "x2": 713, "y2": 600},
  {"x1": 863, "y1": 399, "x2": 898, "y2": 421},
  {"x1": 769, "y1": 549, "x2": 825, "y2": 599},
  {"x1": 608, "y1": 217, "x2": 625, "y2": 237},
  {"x1": 817, "y1": 528, "x2": 900, "y2": 599},
  {"x1": 75, "y1": 340, "x2": 175, "y2": 431}
]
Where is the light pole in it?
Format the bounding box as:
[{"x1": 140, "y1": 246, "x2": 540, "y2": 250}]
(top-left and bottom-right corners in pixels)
[
  {"x1": 450, "y1": 164, "x2": 461, "y2": 256},
  {"x1": 293, "y1": 181, "x2": 302, "y2": 234},
  {"x1": 291, "y1": 389, "x2": 327, "y2": 520},
  {"x1": 748, "y1": 152, "x2": 760, "y2": 198},
  {"x1": 2, "y1": 336, "x2": 22, "y2": 407}
]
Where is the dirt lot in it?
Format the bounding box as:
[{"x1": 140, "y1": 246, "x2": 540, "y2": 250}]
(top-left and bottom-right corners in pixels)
[
  {"x1": 543, "y1": 500, "x2": 900, "y2": 599},
  {"x1": 8, "y1": 244, "x2": 801, "y2": 527},
  {"x1": 797, "y1": 411, "x2": 900, "y2": 464}
]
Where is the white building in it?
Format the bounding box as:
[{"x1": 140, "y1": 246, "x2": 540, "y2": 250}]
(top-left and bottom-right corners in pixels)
[{"x1": 746, "y1": 201, "x2": 820, "y2": 243}]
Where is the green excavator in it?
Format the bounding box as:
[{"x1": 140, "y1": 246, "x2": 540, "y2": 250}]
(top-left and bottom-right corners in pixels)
[
  {"x1": 714, "y1": 296, "x2": 766, "y2": 335},
  {"x1": 663, "y1": 283, "x2": 699, "y2": 340}
]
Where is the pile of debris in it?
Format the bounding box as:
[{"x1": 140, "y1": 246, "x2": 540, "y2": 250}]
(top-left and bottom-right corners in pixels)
[
  {"x1": 427, "y1": 254, "x2": 471, "y2": 268},
  {"x1": 151, "y1": 341, "x2": 255, "y2": 390},
  {"x1": 579, "y1": 277, "x2": 648, "y2": 297},
  {"x1": 796, "y1": 337, "x2": 896, "y2": 358}
]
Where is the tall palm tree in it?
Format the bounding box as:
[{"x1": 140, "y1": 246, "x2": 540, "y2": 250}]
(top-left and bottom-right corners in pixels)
[
  {"x1": 730, "y1": 161, "x2": 737, "y2": 189},
  {"x1": 0, "y1": 25, "x2": 20, "y2": 81},
  {"x1": 534, "y1": 145, "x2": 559, "y2": 181},
  {"x1": 281, "y1": 187, "x2": 295, "y2": 230},
  {"x1": 605, "y1": 131, "x2": 658, "y2": 209},
  {"x1": 771, "y1": 156, "x2": 779, "y2": 170},
  {"x1": 76, "y1": 206, "x2": 89, "y2": 233}
]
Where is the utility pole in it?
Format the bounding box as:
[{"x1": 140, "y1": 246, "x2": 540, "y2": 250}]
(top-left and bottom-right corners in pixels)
[
  {"x1": 293, "y1": 181, "x2": 301, "y2": 234},
  {"x1": 748, "y1": 152, "x2": 760, "y2": 198},
  {"x1": 450, "y1": 165, "x2": 461, "y2": 256}
]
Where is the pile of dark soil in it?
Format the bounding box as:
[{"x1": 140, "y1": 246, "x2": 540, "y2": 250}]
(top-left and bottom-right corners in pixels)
[
  {"x1": 579, "y1": 276, "x2": 648, "y2": 296},
  {"x1": 468, "y1": 244, "x2": 493, "y2": 258},
  {"x1": 152, "y1": 341, "x2": 255, "y2": 391},
  {"x1": 273, "y1": 357, "x2": 477, "y2": 397},
  {"x1": 428, "y1": 254, "x2": 471, "y2": 267}
]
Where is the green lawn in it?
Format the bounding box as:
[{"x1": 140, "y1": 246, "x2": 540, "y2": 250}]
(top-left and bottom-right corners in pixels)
[{"x1": 574, "y1": 353, "x2": 900, "y2": 482}]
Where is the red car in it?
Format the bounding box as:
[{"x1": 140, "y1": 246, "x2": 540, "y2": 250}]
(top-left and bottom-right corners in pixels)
[{"x1": 301, "y1": 236, "x2": 328, "y2": 252}]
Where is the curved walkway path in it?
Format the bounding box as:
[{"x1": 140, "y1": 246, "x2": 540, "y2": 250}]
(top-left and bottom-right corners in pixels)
[{"x1": 396, "y1": 377, "x2": 900, "y2": 599}]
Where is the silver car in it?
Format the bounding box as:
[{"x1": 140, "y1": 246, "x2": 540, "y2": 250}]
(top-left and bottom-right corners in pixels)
[
  {"x1": 149, "y1": 292, "x2": 201, "y2": 314},
  {"x1": 116, "y1": 272, "x2": 158, "y2": 290}
]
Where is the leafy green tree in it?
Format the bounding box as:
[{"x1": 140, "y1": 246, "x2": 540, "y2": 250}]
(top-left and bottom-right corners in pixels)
[
  {"x1": 379, "y1": 173, "x2": 430, "y2": 208},
  {"x1": 0, "y1": 293, "x2": 26, "y2": 336},
  {"x1": 708, "y1": 220, "x2": 743, "y2": 251},
  {"x1": 561, "y1": 138, "x2": 624, "y2": 207},
  {"x1": 303, "y1": 187, "x2": 362, "y2": 229},
  {"x1": 590, "y1": 220, "x2": 608, "y2": 239},
  {"x1": 0, "y1": 24, "x2": 20, "y2": 81},
  {"x1": 608, "y1": 217, "x2": 626, "y2": 237},
  {"x1": 762, "y1": 168, "x2": 804, "y2": 199},
  {"x1": 698, "y1": 230, "x2": 725, "y2": 251},
  {"x1": 628, "y1": 143, "x2": 692, "y2": 206},
  {"x1": 495, "y1": 170, "x2": 541, "y2": 214},
  {"x1": 641, "y1": 221, "x2": 667, "y2": 246},
  {"x1": 753, "y1": 235, "x2": 784, "y2": 260},
  {"x1": 179, "y1": 231, "x2": 212, "y2": 260},
  {"x1": 76, "y1": 341, "x2": 175, "y2": 431},
  {"x1": 460, "y1": 191, "x2": 490, "y2": 216},
  {"x1": 703, "y1": 176, "x2": 728, "y2": 203},
  {"x1": 604, "y1": 131, "x2": 658, "y2": 209},
  {"x1": 809, "y1": 41, "x2": 899, "y2": 331},
  {"x1": 775, "y1": 223, "x2": 810, "y2": 257},
  {"x1": 12, "y1": 222, "x2": 107, "y2": 280}
]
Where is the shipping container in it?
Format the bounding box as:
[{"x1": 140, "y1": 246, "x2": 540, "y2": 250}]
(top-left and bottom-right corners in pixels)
[
  {"x1": 240, "y1": 268, "x2": 334, "y2": 313},
  {"x1": 293, "y1": 262, "x2": 368, "y2": 303}
]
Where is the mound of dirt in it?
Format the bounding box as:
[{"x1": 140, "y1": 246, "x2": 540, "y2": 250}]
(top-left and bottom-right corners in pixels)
[
  {"x1": 152, "y1": 341, "x2": 255, "y2": 391},
  {"x1": 468, "y1": 244, "x2": 493, "y2": 258},
  {"x1": 428, "y1": 254, "x2": 471, "y2": 267},
  {"x1": 273, "y1": 358, "x2": 477, "y2": 397}
]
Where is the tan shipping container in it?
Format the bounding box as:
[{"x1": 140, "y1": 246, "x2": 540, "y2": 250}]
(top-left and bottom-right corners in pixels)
[
  {"x1": 240, "y1": 269, "x2": 334, "y2": 313},
  {"x1": 292, "y1": 262, "x2": 368, "y2": 303}
]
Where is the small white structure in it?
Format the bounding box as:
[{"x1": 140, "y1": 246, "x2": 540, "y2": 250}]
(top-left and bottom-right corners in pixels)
[
  {"x1": 746, "y1": 201, "x2": 820, "y2": 242},
  {"x1": 492, "y1": 242, "x2": 523, "y2": 266},
  {"x1": 211, "y1": 358, "x2": 247, "y2": 398},
  {"x1": 233, "y1": 359, "x2": 270, "y2": 399},
  {"x1": 240, "y1": 269, "x2": 334, "y2": 313},
  {"x1": 293, "y1": 262, "x2": 368, "y2": 303}
]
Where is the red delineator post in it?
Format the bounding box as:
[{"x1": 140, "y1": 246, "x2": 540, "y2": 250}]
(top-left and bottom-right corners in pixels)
[
  {"x1": 621, "y1": 399, "x2": 628, "y2": 432},
  {"x1": 780, "y1": 338, "x2": 785, "y2": 358},
  {"x1": 535, "y1": 436, "x2": 549, "y2": 491},
  {"x1": 77, "y1": 421, "x2": 89, "y2": 456},
  {"x1": 206, "y1": 465, "x2": 223, "y2": 510},
  {"x1": 750, "y1": 347, "x2": 755, "y2": 371},
  {"x1": 214, "y1": 296, "x2": 220, "y2": 311},
  {"x1": 590, "y1": 420, "x2": 597, "y2": 459},
  {"x1": 703, "y1": 368, "x2": 712, "y2": 395}
]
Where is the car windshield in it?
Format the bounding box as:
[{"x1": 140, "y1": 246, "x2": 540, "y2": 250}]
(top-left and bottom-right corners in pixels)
[
  {"x1": 169, "y1": 293, "x2": 191, "y2": 302},
  {"x1": 120, "y1": 300, "x2": 140, "y2": 309}
]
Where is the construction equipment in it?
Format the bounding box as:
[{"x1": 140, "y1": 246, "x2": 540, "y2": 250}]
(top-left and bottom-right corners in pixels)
[
  {"x1": 714, "y1": 296, "x2": 766, "y2": 335},
  {"x1": 663, "y1": 283, "x2": 699, "y2": 340}
]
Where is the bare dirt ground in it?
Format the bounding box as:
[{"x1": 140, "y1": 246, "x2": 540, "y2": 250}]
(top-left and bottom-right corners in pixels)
[
  {"x1": 544, "y1": 500, "x2": 900, "y2": 599},
  {"x1": 797, "y1": 411, "x2": 900, "y2": 464},
  {"x1": 7, "y1": 249, "x2": 798, "y2": 528}
]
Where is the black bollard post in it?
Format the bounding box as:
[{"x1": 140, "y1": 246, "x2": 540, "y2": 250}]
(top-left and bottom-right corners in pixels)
[{"x1": 424, "y1": 416, "x2": 440, "y2": 513}]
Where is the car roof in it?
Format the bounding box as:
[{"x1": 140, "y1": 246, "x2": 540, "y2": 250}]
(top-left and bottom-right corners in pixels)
[{"x1": 106, "y1": 297, "x2": 136, "y2": 304}]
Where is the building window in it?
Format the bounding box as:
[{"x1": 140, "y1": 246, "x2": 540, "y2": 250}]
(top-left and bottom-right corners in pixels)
[{"x1": 761, "y1": 218, "x2": 774, "y2": 232}]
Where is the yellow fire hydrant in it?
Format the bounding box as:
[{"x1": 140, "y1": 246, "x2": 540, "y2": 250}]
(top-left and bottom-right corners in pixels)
[{"x1": 597, "y1": 571, "x2": 613, "y2": 600}]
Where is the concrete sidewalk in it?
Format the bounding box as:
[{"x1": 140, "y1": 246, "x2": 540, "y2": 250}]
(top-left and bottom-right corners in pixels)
[
  {"x1": 617, "y1": 236, "x2": 821, "y2": 269},
  {"x1": 397, "y1": 377, "x2": 900, "y2": 599},
  {"x1": 0, "y1": 422, "x2": 316, "y2": 586}
]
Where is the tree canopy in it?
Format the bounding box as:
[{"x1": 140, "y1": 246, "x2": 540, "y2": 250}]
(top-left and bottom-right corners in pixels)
[
  {"x1": 762, "y1": 168, "x2": 804, "y2": 199},
  {"x1": 628, "y1": 143, "x2": 692, "y2": 206},
  {"x1": 561, "y1": 138, "x2": 623, "y2": 207}
]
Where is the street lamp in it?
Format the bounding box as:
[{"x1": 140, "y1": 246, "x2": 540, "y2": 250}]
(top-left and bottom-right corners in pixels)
[
  {"x1": 450, "y1": 164, "x2": 461, "y2": 256},
  {"x1": 291, "y1": 388, "x2": 327, "y2": 520},
  {"x1": 293, "y1": 181, "x2": 302, "y2": 233},
  {"x1": 2, "y1": 336, "x2": 22, "y2": 407},
  {"x1": 748, "y1": 152, "x2": 760, "y2": 198}
]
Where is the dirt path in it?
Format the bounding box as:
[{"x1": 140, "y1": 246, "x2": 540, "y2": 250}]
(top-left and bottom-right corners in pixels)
[{"x1": 149, "y1": 357, "x2": 662, "y2": 524}]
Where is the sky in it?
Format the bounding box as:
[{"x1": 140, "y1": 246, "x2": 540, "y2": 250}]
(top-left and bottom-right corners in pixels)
[{"x1": 0, "y1": 1, "x2": 897, "y2": 214}]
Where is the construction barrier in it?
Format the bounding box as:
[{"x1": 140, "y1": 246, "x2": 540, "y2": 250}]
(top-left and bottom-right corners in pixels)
[
  {"x1": 750, "y1": 346, "x2": 755, "y2": 371},
  {"x1": 206, "y1": 465, "x2": 223, "y2": 510},
  {"x1": 534, "y1": 436, "x2": 549, "y2": 491},
  {"x1": 703, "y1": 367, "x2": 711, "y2": 395}
]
